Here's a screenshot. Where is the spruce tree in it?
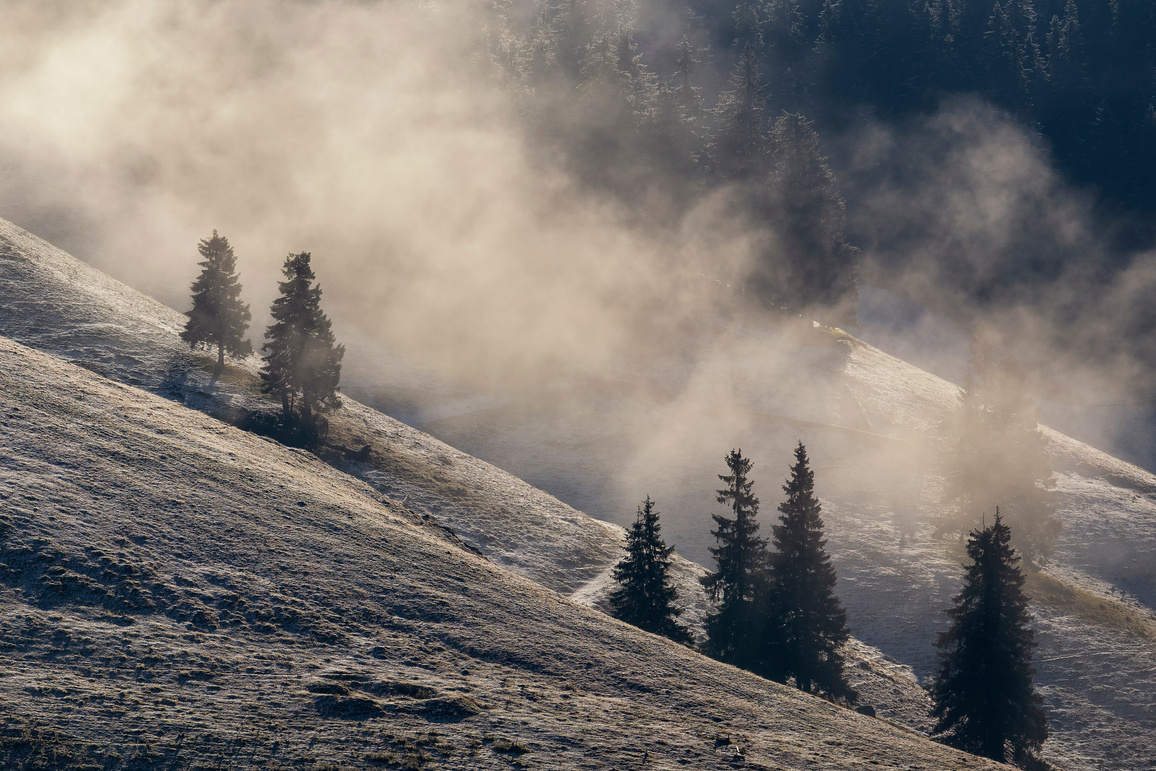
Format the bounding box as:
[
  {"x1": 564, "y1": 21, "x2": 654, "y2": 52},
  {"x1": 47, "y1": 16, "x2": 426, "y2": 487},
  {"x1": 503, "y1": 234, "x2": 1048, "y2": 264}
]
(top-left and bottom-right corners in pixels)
[
  {"x1": 764, "y1": 442, "x2": 855, "y2": 701},
  {"x1": 760, "y1": 112, "x2": 861, "y2": 316},
  {"x1": 608, "y1": 496, "x2": 693, "y2": 645},
  {"x1": 260, "y1": 252, "x2": 345, "y2": 425},
  {"x1": 701, "y1": 449, "x2": 767, "y2": 667},
  {"x1": 180, "y1": 230, "x2": 252, "y2": 387},
  {"x1": 931, "y1": 511, "x2": 1048, "y2": 767},
  {"x1": 710, "y1": 43, "x2": 767, "y2": 181}
]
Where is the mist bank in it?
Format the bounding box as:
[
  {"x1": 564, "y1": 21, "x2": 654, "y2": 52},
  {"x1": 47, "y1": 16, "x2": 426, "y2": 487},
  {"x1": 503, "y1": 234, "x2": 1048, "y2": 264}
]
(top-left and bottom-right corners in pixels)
[{"x1": 1, "y1": 0, "x2": 1154, "y2": 469}]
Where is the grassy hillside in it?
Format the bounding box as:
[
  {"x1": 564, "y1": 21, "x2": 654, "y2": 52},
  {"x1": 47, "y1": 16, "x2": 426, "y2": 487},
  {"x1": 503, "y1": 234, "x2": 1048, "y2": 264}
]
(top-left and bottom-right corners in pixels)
[
  {"x1": 0, "y1": 337, "x2": 1007, "y2": 770},
  {"x1": 3, "y1": 216, "x2": 1155, "y2": 768}
]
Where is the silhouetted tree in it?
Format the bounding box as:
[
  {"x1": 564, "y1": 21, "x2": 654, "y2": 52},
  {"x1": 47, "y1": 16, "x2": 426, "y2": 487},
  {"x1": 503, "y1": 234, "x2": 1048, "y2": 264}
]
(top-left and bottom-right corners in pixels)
[
  {"x1": 180, "y1": 230, "x2": 252, "y2": 388},
  {"x1": 608, "y1": 496, "x2": 694, "y2": 644},
  {"x1": 701, "y1": 449, "x2": 767, "y2": 667},
  {"x1": 260, "y1": 252, "x2": 345, "y2": 426},
  {"x1": 931, "y1": 511, "x2": 1047, "y2": 767},
  {"x1": 763, "y1": 442, "x2": 855, "y2": 700}
]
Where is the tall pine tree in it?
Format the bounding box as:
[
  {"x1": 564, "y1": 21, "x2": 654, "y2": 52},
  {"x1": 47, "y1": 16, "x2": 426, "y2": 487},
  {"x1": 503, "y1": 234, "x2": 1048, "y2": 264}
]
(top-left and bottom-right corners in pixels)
[
  {"x1": 710, "y1": 43, "x2": 768, "y2": 181},
  {"x1": 260, "y1": 252, "x2": 345, "y2": 426},
  {"x1": 931, "y1": 511, "x2": 1047, "y2": 767},
  {"x1": 760, "y1": 112, "x2": 860, "y2": 317},
  {"x1": 764, "y1": 442, "x2": 855, "y2": 701},
  {"x1": 180, "y1": 230, "x2": 252, "y2": 388},
  {"x1": 608, "y1": 496, "x2": 693, "y2": 645},
  {"x1": 701, "y1": 449, "x2": 767, "y2": 667}
]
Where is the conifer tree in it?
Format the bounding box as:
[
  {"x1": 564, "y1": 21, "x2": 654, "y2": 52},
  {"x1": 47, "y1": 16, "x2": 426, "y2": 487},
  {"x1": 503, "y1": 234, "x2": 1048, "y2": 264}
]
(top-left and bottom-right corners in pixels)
[
  {"x1": 180, "y1": 230, "x2": 252, "y2": 387},
  {"x1": 701, "y1": 449, "x2": 767, "y2": 667},
  {"x1": 608, "y1": 496, "x2": 693, "y2": 645},
  {"x1": 260, "y1": 252, "x2": 345, "y2": 426},
  {"x1": 651, "y1": 37, "x2": 706, "y2": 181},
  {"x1": 931, "y1": 511, "x2": 1048, "y2": 767},
  {"x1": 710, "y1": 44, "x2": 768, "y2": 180},
  {"x1": 760, "y1": 112, "x2": 860, "y2": 315},
  {"x1": 764, "y1": 442, "x2": 855, "y2": 700}
]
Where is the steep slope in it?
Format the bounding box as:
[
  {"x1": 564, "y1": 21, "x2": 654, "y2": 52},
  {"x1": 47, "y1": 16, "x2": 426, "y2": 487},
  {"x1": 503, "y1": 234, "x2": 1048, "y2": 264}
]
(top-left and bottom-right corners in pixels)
[
  {"x1": 0, "y1": 216, "x2": 924, "y2": 717},
  {"x1": 0, "y1": 336, "x2": 1007, "y2": 770},
  {"x1": 6, "y1": 216, "x2": 1153, "y2": 767},
  {"x1": 405, "y1": 328, "x2": 1156, "y2": 771}
]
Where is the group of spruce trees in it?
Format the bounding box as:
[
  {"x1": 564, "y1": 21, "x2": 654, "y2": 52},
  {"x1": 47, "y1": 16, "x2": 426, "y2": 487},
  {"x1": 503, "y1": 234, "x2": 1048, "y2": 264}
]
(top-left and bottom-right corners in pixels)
[
  {"x1": 179, "y1": 231, "x2": 345, "y2": 432},
  {"x1": 610, "y1": 442, "x2": 857, "y2": 700},
  {"x1": 609, "y1": 443, "x2": 1049, "y2": 769}
]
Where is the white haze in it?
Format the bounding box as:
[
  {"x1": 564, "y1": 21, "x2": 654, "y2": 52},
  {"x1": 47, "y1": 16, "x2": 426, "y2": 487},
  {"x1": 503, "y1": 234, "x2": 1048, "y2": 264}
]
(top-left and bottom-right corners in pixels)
[
  {"x1": 2, "y1": 0, "x2": 1155, "y2": 529},
  {"x1": 0, "y1": 0, "x2": 768, "y2": 391}
]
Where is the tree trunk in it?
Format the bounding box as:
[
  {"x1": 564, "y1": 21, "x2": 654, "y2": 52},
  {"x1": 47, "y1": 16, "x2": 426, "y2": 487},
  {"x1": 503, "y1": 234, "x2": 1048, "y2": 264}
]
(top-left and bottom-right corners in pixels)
[
  {"x1": 281, "y1": 389, "x2": 291, "y2": 418},
  {"x1": 209, "y1": 343, "x2": 225, "y2": 389}
]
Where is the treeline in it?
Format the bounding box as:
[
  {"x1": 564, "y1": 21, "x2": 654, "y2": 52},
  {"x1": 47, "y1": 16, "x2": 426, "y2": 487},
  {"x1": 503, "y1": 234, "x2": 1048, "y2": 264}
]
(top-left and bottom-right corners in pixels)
[
  {"x1": 491, "y1": 0, "x2": 1156, "y2": 248},
  {"x1": 611, "y1": 440, "x2": 1051, "y2": 769},
  {"x1": 487, "y1": 0, "x2": 863, "y2": 318},
  {"x1": 695, "y1": 0, "x2": 1156, "y2": 215}
]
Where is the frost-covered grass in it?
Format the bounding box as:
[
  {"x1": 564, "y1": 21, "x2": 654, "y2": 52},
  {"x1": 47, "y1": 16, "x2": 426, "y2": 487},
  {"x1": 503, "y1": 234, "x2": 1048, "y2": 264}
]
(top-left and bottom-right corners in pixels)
[
  {"x1": 0, "y1": 337, "x2": 1009, "y2": 770},
  {"x1": 2, "y1": 215, "x2": 1154, "y2": 768}
]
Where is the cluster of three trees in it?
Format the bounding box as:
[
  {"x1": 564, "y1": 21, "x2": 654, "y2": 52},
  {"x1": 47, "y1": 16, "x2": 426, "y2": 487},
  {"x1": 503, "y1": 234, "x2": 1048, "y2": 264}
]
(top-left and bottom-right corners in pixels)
[
  {"x1": 180, "y1": 231, "x2": 344, "y2": 426},
  {"x1": 610, "y1": 442, "x2": 855, "y2": 701}
]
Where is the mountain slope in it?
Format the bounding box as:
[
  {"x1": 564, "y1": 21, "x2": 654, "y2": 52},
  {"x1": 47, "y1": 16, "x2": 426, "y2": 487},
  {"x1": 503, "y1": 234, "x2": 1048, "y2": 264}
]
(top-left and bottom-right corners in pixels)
[
  {"x1": 0, "y1": 335, "x2": 1006, "y2": 770},
  {"x1": 0, "y1": 216, "x2": 926, "y2": 718},
  {"x1": 5, "y1": 216, "x2": 1153, "y2": 768}
]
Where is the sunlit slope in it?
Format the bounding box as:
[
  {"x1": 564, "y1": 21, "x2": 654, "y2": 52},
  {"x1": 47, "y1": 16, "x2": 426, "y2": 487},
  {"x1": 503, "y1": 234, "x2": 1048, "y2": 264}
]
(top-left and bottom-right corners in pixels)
[
  {"x1": 830, "y1": 338, "x2": 1156, "y2": 770},
  {"x1": 0, "y1": 217, "x2": 670, "y2": 601},
  {"x1": 368, "y1": 320, "x2": 1156, "y2": 770},
  {"x1": 4, "y1": 216, "x2": 1153, "y2": 768},
  {"x1": 0, "y1": 217, "x2": 933, "y2": 721},
  {"x1": 0, "y1": 337, "x2": 1009, "y2": 770}
]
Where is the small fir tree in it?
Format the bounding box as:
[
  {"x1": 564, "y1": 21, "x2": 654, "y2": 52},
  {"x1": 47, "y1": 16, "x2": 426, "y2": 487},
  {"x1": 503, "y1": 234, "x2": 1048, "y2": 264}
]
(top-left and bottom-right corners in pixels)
[
  {"x1": 260, "y1": 252, "x2": 345, "y2": 425},
  {"x1": 608, "y1": 496, "x2": 693, "y2": 645},
  {"x1": 764, "y1": 442, "x2": 855, "y2": 701},
  {"x1": 931, "y1": 511, "x2": 1048, "y2": 767},
  {"x1": 701, "y1": 449, "x2": 767, "y2": 667},
  {"x1": 180, "y1": 230, "x2": 252, "y2": 387}
]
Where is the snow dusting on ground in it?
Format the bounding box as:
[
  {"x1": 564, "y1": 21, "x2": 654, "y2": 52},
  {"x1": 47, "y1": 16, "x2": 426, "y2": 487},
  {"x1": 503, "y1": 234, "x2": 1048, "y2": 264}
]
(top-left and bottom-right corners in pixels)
[{"x1": 3, "y1": 216, "x2": 1155, "y2": 769}]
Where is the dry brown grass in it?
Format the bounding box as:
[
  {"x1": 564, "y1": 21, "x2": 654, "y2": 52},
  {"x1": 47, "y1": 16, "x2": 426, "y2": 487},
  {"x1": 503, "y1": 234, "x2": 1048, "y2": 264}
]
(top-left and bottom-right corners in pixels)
[{"x1": 1026, "y1": 571, "x2": 1156, "y2": 641}]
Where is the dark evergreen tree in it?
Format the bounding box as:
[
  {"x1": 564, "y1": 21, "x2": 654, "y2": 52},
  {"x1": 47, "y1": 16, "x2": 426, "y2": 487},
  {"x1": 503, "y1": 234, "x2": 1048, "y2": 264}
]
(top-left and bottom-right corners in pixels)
[
  {"x1": 710, "y1": 43, "x2": 768, "y2": 180},
  {"x1": 931, "y1": 512, "x2": 1048, "y2": 767},
  {"x1": 650, "y1": 37, "x2": 707, "y2": 182},
  {"x1": 180, "y1": 230, "x2": 252, "y2": 388},
  {"x1": 751, "y1": 112, "x2": 859, "y2": 317},
  {"x1": 608, "y1": 496, "x2": 694, "y2": 644},
  {"x1": 731, "y1": 0, "x2": 767, "y2": 54},
  {"x1": 701, "y1": 449, "x2": 767, "y2": 667},
  {"x1": 764, "y1": 442, "x2": 855, "y2": 700},
  {"x1": 260, "y1": 252, "x2": 345, "y2": 425}
]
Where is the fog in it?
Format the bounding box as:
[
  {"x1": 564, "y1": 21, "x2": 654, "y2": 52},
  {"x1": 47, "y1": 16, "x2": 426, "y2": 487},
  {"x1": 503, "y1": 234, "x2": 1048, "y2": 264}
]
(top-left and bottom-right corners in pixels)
[{"x1": 2, "y1": 0, "x2": 1154, "y2": 562}]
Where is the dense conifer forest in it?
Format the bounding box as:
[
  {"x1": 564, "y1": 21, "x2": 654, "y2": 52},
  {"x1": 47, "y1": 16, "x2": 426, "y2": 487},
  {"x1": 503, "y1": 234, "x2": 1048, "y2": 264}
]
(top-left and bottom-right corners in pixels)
[{"x1": 481, "y1": 0, "x2": 1156, "y2": 342}]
